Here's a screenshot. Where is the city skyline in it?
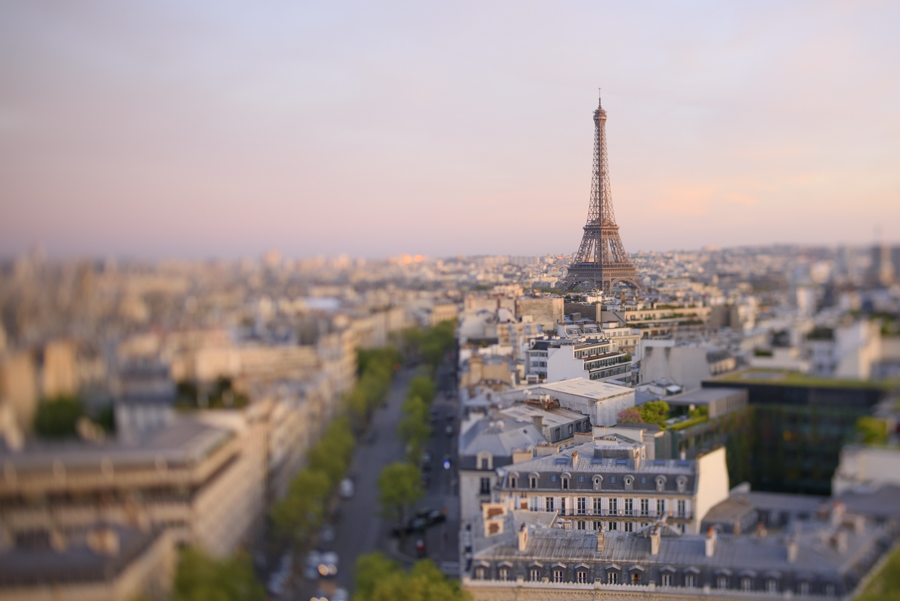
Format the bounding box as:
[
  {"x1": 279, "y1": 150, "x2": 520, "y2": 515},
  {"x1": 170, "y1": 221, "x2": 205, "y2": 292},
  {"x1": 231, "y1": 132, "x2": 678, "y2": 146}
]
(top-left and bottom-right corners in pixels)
[{"x1": 1, "y1": 1, "x2": 899, "y2": 260}]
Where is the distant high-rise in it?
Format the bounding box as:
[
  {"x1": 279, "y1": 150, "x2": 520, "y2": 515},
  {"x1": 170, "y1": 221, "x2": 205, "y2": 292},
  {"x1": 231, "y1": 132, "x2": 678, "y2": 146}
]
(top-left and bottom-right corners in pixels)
[{"x1": 561, "y1": 92, "x2": 641, "y2": 293}]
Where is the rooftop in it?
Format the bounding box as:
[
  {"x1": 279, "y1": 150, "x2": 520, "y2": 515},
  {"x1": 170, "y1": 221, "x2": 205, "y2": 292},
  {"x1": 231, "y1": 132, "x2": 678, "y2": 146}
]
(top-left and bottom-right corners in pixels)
[{"x1": 710, "y1": 369, "x2": 898, "y2": 391}]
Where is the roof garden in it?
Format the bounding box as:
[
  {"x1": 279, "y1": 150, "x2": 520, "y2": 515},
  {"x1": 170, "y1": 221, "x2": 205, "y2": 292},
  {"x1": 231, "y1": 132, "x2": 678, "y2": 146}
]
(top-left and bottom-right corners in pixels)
[{"x1": 711, "y1": 369, "x2": 899, "y2": 391}]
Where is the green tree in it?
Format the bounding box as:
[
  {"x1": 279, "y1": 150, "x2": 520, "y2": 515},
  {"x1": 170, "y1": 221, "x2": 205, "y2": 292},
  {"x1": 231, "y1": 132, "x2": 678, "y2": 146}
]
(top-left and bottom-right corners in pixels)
[
  {"x1": 354, "y1": 552, "x2": 401, "y2": 601},
  {"x1": 855, "y1": 545, "x2": 900, "y2": 601},
  {"x1": 173, "y1": 547, "x2": 265, "y2": 601},
  {"x1": 637, "y1": 401, "x2": 670, "y2": 427},
  {"x1": 407, "y1": 376, "x2": 436, "y2": 406},
  {"x1": 857, "y1": 416, "x2": 888, "y2": 445},
  {"x1": 354, "y1": 555, "x2": 468, "y2": 601},
  {"x1": 378, "y1": 462, "x2": 423, "y2": 527},
  {"x1": 33, "y1": 396, "x2": 84, "y2": 438},
  {"x1": 270, "y1": 468, "x2": 331, "y2": 543}
]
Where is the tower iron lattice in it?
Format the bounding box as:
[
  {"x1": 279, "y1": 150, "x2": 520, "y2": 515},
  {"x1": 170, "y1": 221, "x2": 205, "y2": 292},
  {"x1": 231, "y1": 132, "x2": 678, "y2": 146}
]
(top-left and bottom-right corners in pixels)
[{"x1": 561, "y1": 91, "x2": 641, "y2": 293}]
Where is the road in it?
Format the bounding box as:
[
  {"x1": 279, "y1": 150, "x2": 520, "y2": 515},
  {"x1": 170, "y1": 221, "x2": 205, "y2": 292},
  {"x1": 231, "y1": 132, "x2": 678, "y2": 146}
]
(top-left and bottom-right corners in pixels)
[{"x1": 287, "y1": 366, "x2": 461, "y2": 600}]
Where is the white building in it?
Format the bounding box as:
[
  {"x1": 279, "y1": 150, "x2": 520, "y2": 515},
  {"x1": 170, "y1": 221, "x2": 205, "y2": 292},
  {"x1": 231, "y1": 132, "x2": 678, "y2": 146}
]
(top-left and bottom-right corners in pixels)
[{"x1": 500, "y1": 378, "x2": 635, "y2": 427}]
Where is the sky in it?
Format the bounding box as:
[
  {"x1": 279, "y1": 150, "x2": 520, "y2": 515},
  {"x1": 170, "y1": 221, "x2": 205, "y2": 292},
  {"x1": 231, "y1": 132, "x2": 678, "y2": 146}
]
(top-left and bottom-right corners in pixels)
[{"x1": 1, "y1": 1, "x2": 899, "y2": 260}]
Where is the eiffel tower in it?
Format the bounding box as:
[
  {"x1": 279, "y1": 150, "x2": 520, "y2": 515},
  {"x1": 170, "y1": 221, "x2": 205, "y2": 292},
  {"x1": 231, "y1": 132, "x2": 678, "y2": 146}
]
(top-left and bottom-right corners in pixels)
[{"x1": 561, "y1": 91, "x2": 641, "y2": 293}]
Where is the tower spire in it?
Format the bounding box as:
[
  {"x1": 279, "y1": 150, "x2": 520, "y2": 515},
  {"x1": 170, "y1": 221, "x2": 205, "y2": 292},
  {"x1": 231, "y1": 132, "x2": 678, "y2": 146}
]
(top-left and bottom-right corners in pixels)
[{"x1": 561, "y1": 91, "x2": 641, "y2": 293}]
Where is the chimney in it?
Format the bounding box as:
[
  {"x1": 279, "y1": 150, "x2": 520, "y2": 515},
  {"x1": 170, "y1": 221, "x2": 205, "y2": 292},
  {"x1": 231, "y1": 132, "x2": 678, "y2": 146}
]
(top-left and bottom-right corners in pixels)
[
  {"x1": 572, "y1": 451, "x2": 578, "y2": 466},
  {"x1": 87, "y1": 526, "x2": 120, "y2": 556},
  {"x1": 518, "y1": 524, "x2": 528, "y2": 552},
  {"x1": 704, "y1": 527, "x2": 717, "y2": 557},
  {"x1": 532, "y1": 415, "x2": 543, "y2": 432},
  {"x1": 650, "y1": 526, "x2": 661, "y2": 555},
  {"x1": 786, "y1": 535, "x2": 798, "y2": 563},
  {"x1": 596, "y1": 524, "x2": 605, "y2": 553},
  {"x1": 756, "y1": 523, "x2": 767, "y2": 538},
  {"x1": 833, "y1": 530, "x2": 848, "y2": 554}
]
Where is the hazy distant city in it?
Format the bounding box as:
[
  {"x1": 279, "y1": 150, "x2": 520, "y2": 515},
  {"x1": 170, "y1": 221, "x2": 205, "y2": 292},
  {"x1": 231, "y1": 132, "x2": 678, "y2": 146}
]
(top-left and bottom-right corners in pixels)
[{"x1": 2, "y1": 2, "x2": 900, "y2": 601}]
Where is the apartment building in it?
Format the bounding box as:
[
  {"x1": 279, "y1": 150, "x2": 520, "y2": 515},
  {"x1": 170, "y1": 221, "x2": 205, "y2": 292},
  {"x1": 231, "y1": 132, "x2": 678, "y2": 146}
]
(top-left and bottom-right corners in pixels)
[
  {"x1": 0, "y1": 413, "x2": 267, "y2": 559},
  {"x1": 492, "y1": 438, "x2": 729, "y2": 535},
  {"x1": 526, "y1": 337, "x2": 632, "y2": 384}
]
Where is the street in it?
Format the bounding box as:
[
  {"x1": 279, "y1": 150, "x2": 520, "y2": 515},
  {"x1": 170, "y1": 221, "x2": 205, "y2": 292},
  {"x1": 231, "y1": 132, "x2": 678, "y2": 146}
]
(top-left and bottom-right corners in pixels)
[{"x1": 286, "y1": 367, "x2": 460, "y2": 600}]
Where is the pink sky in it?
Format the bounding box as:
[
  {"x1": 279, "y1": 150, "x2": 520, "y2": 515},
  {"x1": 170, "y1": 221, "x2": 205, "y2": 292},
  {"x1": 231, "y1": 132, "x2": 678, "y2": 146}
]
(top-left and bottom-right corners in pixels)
[{"x1": 1, "y1": 1, "x2": 898, "y2": 259}]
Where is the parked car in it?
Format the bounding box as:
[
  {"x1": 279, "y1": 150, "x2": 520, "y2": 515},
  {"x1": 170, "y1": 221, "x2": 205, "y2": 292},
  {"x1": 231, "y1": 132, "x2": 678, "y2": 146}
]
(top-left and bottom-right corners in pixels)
[
  {"x1": 305, "y1": 551, "x2": 322, "y2": 580},
  {"x1": 339, "y1": 478, "x2": 354, "y2": 498},
  {"x1": 416, "y1": 507, "x2": 447, "y2": 526},
  {"x1": 318, "y1": 551, "x2": 339, "y2": 577},
  {"x1": 415, "y1": 538, "x2": 427, "y2": 558}
]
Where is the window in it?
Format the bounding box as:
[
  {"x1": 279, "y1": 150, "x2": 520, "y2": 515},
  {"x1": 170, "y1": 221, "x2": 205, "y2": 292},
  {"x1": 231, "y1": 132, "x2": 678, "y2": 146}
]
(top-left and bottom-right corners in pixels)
[
  {"x1": 657, "y1": 499, "x2": 665, "y2": 516},
  {"x1": 529, "y1": 497, "x2": 539, "y2": 511},
  {"x1": 480, "y1": 478, "x2": 491, "y2": 495},
  {"x1": 766, "y1": 579, "x2": 778, "y2": 593},
  {"x1": 578, "y1": 475, "x2": 584, "y2": 483},
  {"x1": 624, "y1": 522, "x2": 633, "y2": 532},
  {"x1": 741, "y1": 577, "x2": 752, "y2": 591},
  {"x1": 499, "y1": 567, "x2": 510, "y2": 581},
  {"x1": 607, "y1": 572, "x2": 618, "y2": 584},
  {"x1": 480, "y1": 458, "x2": 489, "y2": 469},
  {"x1": 609, "y1": 498, "x2": 618, "y2": 514},
  {"x1": 562, "y1": 477, "x2": 569, "y2": 491},
  {"x1": 510, "y1": 477, "x2": 517, "y2": 488},
  {"x1": 610, "y1": 476, "x2": 616, "y2": 483},
  {"x1": 530, "y1": 568, "x2": 540, "y2": 582},
  {"x1": 577, "y1": 570, "x2": 588, "y2": 584},
  {"x1": 530, "y1": 476, "x2": 537, "y2": 489},
  {"x1": 677, "y1": 500, "x2": 686, "y2": 517},
  {"x1": 550, "y1": 475, "x2": 557, "y2": 482},
  {"x1": 593, "y1": 521, "x2": 602, "y2": 530},
  {"x1": 560, "y1": 498, "x2": 567, "y2": 515},
  {"x1": 625, "y1": 498, "x2": 634, "y2": 516},
  {"x1": 577, "y1": 520, "x2": 586, "y2": 530},
  {"x1": 632, "y1": 573, "x2": 640, "y2": 585},
  {"x1": 568, "y1": 425, "x2": 574, "y2": 435},
  {"x1": 475, "y1": 567, "x2": 486, "y2": 580},
  {"x1": 609, "y1": 521, "x2": 618, "y2": 531},
  {"x1": 685, "y1": 574, "x2": 697, "y2": 588},
  {"x1": 554, "y1": 428, "x2": 560, "y2": 439},
  {"x1": 717, "y1": 575, "x2": 728, "y2": 589},
  {"x1": 656, "y1": 476, "x2": 666, "y2": 492},
  {"x1": 593, "y1": 476, "x2": 603, "y2": 491},
  {"x1": 545, "y1": 497, "x2": 555, "y2": 512},
  {"x1": 640, "y1": 499, "x2": 649, "y2": 516},
  {"x1": 798, "y1": 582, "x2": 809, "y2": 595},
  {"x1": 640, "y1": 477, "x2": 646, "y2": 484},
  {"x1": 825, "y1": 584, "x2": 835, "y2": 597},
  {"x1": 553, "y1": 569, "x2": 564, "y2": 583},
  {"x1": 593, "y1": 497, "x2": 602, "y2": 515},
  {"x1": 661, "y1": 573, "x2": 673, "y2": 586}
]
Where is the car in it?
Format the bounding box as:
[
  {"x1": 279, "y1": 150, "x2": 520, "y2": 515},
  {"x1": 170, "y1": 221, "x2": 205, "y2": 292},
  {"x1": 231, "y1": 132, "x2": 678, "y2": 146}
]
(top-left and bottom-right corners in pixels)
[
  {"x1": 339, "y1": 478, "x2": 354, "y2": 498},
  {"x1": 311, "y1": 587, "x2": 349, "y2": 601},
  {"x1": 318, "y1": 551, "x2": 338, "y2": 577},
  {"x1": 305, "y1": 551, "x2": 322, "y2": 580},
  {"x1": 267, "y1": 570, "x2": 287, "y2": 595},
  {"x1": 320, "y1": 525, "x2": 335, "y2": 543},
  {"x1": 415, "y1": 538, "x2": 427, "y2": 558}
]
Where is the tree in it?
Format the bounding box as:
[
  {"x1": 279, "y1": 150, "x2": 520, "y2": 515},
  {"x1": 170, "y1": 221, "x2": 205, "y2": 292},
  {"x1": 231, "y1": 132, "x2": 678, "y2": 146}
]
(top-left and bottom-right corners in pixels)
[
  {"x1": 354, "y1": 552, "x2": 401, "y2": 601},
  {"x1": 617, "y1": 408, "x2": 643, "y2": 424},
  {"x1": 173, "y1": 547, "x2": 265, "y2": 601},
  {"x1": 270, "y1": 468, "x2": 331, "y2": 544},
  {"x1": 637, "y1": 401, "x2": 670, "y2": 427},
  {"x1": 407, "y1": 376, "x2": 436, "y2": 406},
  {"x1": 354, "y1": 555, "x2": 468, "y2": 601},
  {"x1": 857, "y1": 417, "x2": 888, "y2": 445},
  {"x1": 378, "y1": 462, "x2": 423, "y2": 527},
  {"x1": 33, "y1": 396, "x2": 84, "y2": 438}
]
